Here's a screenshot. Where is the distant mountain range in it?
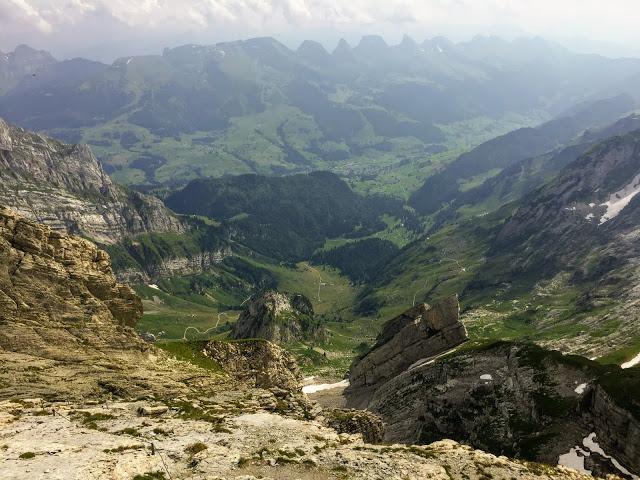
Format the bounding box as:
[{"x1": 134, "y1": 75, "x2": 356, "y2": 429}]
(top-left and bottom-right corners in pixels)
[{"x1": 2, "y1": 35, "x2": 640, "y2": 190}]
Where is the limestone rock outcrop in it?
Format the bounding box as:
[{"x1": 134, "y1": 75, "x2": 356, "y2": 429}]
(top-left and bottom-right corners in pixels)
[
  {"x1": 323, "y1": 408, "x2": 385, "y2": 443},
  {"x1": 232, "y1": 290, "x2": 324, "y2": 343},
  {"x1": 349, "y1": 337, "x2": 640, "y2": 478},
  {"x1": 0, "y1": 207, "x2": 221, "y2": 402},
  {"x1": 203, "y1": 339, "x2": 303, "y2": 392},
  {"x1": 0, "y1": 206, "x2": 143, "y2": 358},
  {"x1": 346, "y1": 295, "x2": 468, "y2": 408},
  {"x1": 0, "y1": 117, "x2": 183, "y2": 244}
]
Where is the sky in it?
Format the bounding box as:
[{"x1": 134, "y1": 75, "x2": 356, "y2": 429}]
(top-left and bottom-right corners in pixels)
[{"x1": 1, "y1": 0, "x2": 640, "y2": 62}]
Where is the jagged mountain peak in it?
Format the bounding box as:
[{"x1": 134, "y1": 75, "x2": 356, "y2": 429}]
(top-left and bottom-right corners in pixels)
[
  {"x1": 296, "y1": 39, "x2": 331, "y2": 63},
  {"x1": 356, "y1": 34, "x2": 388, "y2": 49},
  {"x1": 332, "y1": 37, "x2": 354, "y2": 58},
  {"x1": 399, "y1": 34, "x2": 417, "y2": 47}
]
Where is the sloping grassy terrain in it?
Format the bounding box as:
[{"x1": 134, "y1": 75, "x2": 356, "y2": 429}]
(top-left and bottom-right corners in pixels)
[{"x1": 134, "y1": 257, "x2": 357, "y2": 342}]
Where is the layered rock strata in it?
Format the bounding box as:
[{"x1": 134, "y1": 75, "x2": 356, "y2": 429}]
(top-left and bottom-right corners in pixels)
[
  {"x1": 346, "y1": 295, "x2": 468, "y2": 408},
  {"x1": 0, "y1": 117, "x2": 182, "y2": 244}
]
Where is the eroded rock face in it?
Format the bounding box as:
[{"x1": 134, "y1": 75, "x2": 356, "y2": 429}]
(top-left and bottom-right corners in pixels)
[
  {"x1": 0, "y1": 117, "x2": 183, "y2": 244},
  {"x1": 587, "y1": 384, "x2": 640, "y2": 475},
  {"x1": 346, "y1": 295, "x2": 468, "y2": 408},
  {"x1": 365, "y1": 343, "x2": 596, "y2": 459},
  {"x1": 203, "y1": 339, "x2": 302, "y2": 392},
  {"x1": 351, "y1": 338, "x2": 640, "y2": 478},
  {"x1": 323, "y1": 408, "x2": 385, "y2": 444},
  {"x1": 115, "y1": 247, "x2": 234, "y2": 284},
  {"x1": 232, "y1": 291, "x2": 323, "y2": 344},
  {"x1": 0, "y1": 206, "x2": 143, "y2": 358},
  {"x1": 0, "y1": 207, "x2": 216, "y2": 402}
]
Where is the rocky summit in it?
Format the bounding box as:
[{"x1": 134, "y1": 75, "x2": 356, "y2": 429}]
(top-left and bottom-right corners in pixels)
[
  {"x1": 0, "y1": 117, "x2": 182, "y2": 244},
  {"x1": 232, "y1": 290, "x2": 324, "y2": 343},
  {"x1": 346, "y1": 295, "x2": 468, "y2": 408}
]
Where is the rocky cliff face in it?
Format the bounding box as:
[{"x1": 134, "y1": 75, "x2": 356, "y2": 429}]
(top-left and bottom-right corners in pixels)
[
  {"x1": 203, "y1": 339, "x2": 302, "y2": 392},
  {"x1": 0, "y1": 206, "x2": 152, "y2": 399},
  {"x1": 347, "y1": 333, "x2": 640, "y2": 478},
  {"x1": 0, "y1": 117, "x2": 183, "y2": 244},
  {"x1": 232, "y1": 290, "x2": 323, "y2": 343},
  {"x1": 586, "y1": 382, "x2": 640, "y2": 475},
  {"x1": 117, "y1": 246, "x2": 234, "y2": 283},
  {"x1": 0, "y1": 207, "x2": 245, "y2": 404},
  {"x1": 0, "y1": 206, "x2": 143, "y2": 357},
  {"x1": 346, "y1": 295, "x2": 468, "y2": 408}
]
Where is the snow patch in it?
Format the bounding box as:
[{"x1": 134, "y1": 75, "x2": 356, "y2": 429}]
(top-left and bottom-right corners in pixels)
[
  {"x1": 126, "y1": 57, "x2": 132, "y2": 65},
  {"x1": 583, "y1": 432, "x2": 638, "y2": 479},
  {"x1": 585, "y1": 213, "x2": 594, "y2": 221},
  {"x1": 622, "y1": 351, "x2": 640, "y2": 369},
  {"x1": 480, "y1": 374, "x2": 493, "y2": 381},
  {"x1": 302, "y1": 379, "x2": 349, "y2": 394},
  {"x1": 148, "y1": 284, "x2": 160, "y2": 290},
  {"x1": 558, "y1": 446, "x2": 591, "y2": 474},
  {"x1": 574, "y1": 383, "x2": 587, "y2": 394},
  {"x1": 437, "y1": 45, "x2": 444, "y2": 53},
  {"x1": 599, "y1": 173, "x2": 640, "y2": 224},
  {"x1": 589, "y1": 203, "x2": 596, "y2": 208}
]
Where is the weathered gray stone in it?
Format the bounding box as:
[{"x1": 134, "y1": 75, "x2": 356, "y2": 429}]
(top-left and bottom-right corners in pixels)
[
  {"x1": 0, "y1": 117, "x2": 183, "y2": 244},
  {"x1": 345, "y1": 295, "x2": 467, "y2": 408},
  {"x1": 203, "y1": 339, "x2": 303, "y2": 392},
  {"x1": 232, "y1": 291, "x2": 323, "y2": 344},
  {"x1": 323, "y1": 408, "x2": 384, "y2": 444}
]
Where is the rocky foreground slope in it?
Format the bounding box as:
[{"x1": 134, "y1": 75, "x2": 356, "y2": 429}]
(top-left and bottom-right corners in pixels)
[
  {"x1": 0, "y1": 207, "x2": 600, "y2": 479},
  {"x1": 0, "y1": 117, "x2": 182, "y2": 244},
  {"x1": 345, "y1": 295, "x2": 640, "y2": 479}
]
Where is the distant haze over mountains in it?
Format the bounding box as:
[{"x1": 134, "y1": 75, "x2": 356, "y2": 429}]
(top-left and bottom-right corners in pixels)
[
  {"x1": 2, "y1": 0, "x2": 640, "y2": 62},
  {"x1": 2, "y1": 34, "x2": 640, "y2": 193},
  {"x1": 3, "y1": 33, "x2": 640, "y2": 66}
]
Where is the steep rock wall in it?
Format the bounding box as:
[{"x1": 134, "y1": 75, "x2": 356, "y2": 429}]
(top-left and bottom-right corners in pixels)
[
  {"x1": 0, "y1": 117, "x2": 183, "y2": 244},
  {"x1": 346, "y1": 295, "x2": 467, "y2": 408}
]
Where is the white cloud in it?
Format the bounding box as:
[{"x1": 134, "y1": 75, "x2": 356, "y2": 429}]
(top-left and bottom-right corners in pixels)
[
  {"x1": 6, "y1": 0, "x2": 53, "y2": 32},
  {"x1": 1, "y1": 0, "x2": 639, "y2": 60}
]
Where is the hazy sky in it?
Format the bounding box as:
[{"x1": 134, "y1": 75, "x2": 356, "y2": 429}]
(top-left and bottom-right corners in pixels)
[{"x1": 2, "y1": 0, "x2": 640, "y2": 61}]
